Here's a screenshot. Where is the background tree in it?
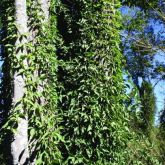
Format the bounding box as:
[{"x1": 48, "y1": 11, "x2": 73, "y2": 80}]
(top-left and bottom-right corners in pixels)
[
  {"x1": 140, "y1": 81, "x2": 156, "y2": 136},
  {"x1": 158, "y1": 101, "x2": 165, "y2": 162},
  {"x1": 121, "y1": 1, "x2": 164, "y2": 136},
  {"x1": 121, "y1": 0, "x2": 165, "y2": 163}
]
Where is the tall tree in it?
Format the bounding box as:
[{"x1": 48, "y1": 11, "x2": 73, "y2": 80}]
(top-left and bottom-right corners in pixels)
[
  {"x1": 57, "y1": 0, "x2": 130, "y2": 164},
  {"x1": 158, "y1": 101, "x2": 165, "y2": 162},
  {"x1": 0, "y1": 0, "x2": 61, "y2": 164},
  {"x1": 140, "y1": 81, "x2": 156, "y2": 135},
  {"x1": 121, "y1": 6, "x2": 159, "y2": 136},
  {"x1": 11, "y1": 0, "x2": 29, "y2": 164},
  {"x1": 160, "y1": 101, "x2": 165, "y2": 131}
]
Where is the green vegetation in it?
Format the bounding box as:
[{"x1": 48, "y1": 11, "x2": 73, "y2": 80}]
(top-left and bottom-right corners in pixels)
[
  {"x1": 57, "y1": 1, "x2": 131, "y2": 164},
  {"x1": 0, "y1": 0, "x2": 164, "y2": 164}
]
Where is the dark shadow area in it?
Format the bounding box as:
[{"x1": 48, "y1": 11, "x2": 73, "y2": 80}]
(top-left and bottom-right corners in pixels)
[{"x1": 0, "y1": 1, "x2": 14, "y2": 163}]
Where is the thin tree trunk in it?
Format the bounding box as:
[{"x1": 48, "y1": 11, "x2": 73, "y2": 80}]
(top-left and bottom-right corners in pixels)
[
  {"x1": 38, "y1": 0, "x2": 50, "y2": 106},
  {"x1": 28, "y1": 1, "x2": 50, "y2": 164},
  {"x1": 41, "y1": 0, "x2": 50, "y2": 21},
  {"x1": 11, "y1": 0, "x2": 29, "y2": 164}
]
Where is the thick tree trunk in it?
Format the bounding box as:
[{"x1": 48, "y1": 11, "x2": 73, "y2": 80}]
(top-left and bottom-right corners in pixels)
[{"x1": 11, "y1": 0, "x2": 29, "y2": 164}]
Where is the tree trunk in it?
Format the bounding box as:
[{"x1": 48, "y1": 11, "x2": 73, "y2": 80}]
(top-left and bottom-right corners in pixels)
[
  {"x1": 40, "y1": 0, "x2": 50, "y2": 21},
  {"x1": 37, "y1": 0, "x2": 50, "y2": 106},
  {"x1": 11, "y1": 0, "x2": 29, "y2": 164}
]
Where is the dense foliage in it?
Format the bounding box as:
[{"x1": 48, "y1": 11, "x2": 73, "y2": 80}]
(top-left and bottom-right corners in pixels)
[
  {"x1": 0, "y1": 0, "x2": 62, "y2": 164},
  {"x1": 158, "y1": 102, "x2": 165, "y2": 162},
  {"x1": 122, "y1": 0, "x2": 158, "y2": 9},
  {"x1": 57, "y1": 0, "x2": 131, "y2": 164},
  {"x1": 0, "y1": 0, "x2": 164, "y2": 164}
]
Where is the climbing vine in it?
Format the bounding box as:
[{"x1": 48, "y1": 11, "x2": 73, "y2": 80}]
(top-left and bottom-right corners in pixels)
[
  {"x1": 0, "y1": 0, "x2": 62, "y2": 164},
  {"x1": 0, "y1": 0, "x2": 16, "y2": 163},
  {"x1": 57, "y1": 0, "x2": 131, "y2": 164},
  {"x1": 25, "y1": 0, "x2": 63, "y2": 164}
]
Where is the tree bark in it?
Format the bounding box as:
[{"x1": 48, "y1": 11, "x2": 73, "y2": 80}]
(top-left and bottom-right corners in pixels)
[
  {"x1": 11, "y1": 0, "x2": 50, "y2": 164},
  {"x1": 38, "y1": 0, "x2": 50, "y2": 106},
  {"x1": 40, "y1": 0, "x2": 50, "y2": 21},
  {"x1": 11, "y1": 0, "x2": 29, "y2": 164},
  {"x1": 28, "y1": 1, "x2": 51, "y2": 164}
]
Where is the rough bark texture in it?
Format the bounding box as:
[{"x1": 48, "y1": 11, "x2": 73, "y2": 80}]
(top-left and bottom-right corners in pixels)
[
  {"x1": 38, "y1": 0, "x2": 50, "y2": 106},
  {"x1": 29, "y1": 1, "x2": 50, "y2": 164},
  {"x1": 10, "y1": 0, "x2": 50, "y2": 164},
  {"x1": 11, "y1": 0, "x2": 29, "y2": 164},
  {"x1": 41, "y1": 0, "x2": 50, "y2": 21}
]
